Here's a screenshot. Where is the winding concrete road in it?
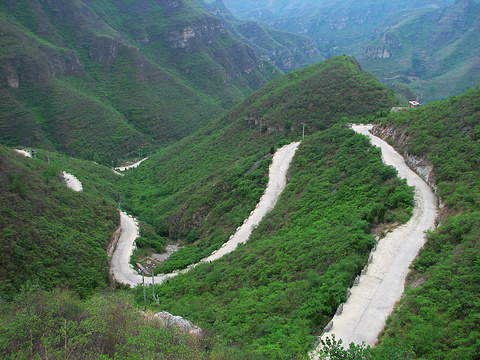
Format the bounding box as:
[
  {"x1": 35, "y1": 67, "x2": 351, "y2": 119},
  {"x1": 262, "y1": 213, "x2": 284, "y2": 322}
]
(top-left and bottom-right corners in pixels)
[
  {"x1": 111, "y1": 142, "x2": 300, "y2": 287},
  {"x1": 112, "y1": 125, "x2": 437, "y2": 353},
  {"x1": 312, "y1": 125, "x2": 437, "y2": 357}
]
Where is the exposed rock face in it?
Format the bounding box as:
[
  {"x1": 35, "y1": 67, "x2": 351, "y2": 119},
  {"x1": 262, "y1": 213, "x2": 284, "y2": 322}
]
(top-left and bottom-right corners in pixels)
[
  {"x1": 372, "y1": 123, "x2": 437, "y2": 189},
  {"x1": 6, "y1": 72, "x2": 19, "y2": 89},
  {"x1": 363, "y1": 31, "x2": 401, "y2": 59},
  {"x1": 149, "y1": 311, "x2": 202, "y2": 335},
  {"x1": 235, "y1": 21, "x2": 322, "y2": 72},
  {"x1": 162, "y1": 14, "x2": 269, "y2": 86},
  {"x1": 428, "y1": 0, "x2": 473, "y2": 46},
  {"x1": 165, "y1": 17, "x2": 227, "y2": 52},
  {"x1": 201, "y1": 0, "x2": 323, "y2": 72},
  {"x1": 2, "y1": 47, "x2": 84, "y2": 89},
  {"x1": 364, "y1": 46, "x2": 393, "y2": 59}
]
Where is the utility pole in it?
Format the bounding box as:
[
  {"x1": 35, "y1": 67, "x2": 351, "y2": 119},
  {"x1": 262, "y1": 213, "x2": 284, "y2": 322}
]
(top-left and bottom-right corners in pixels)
[
  {"x1": 151, "y1": 264, "x2": 157, "y2": 302},
  {"x1": 139, "y1": 268, "x2": 146, "y2": 302},
  {"x1": 301, "y1": 122, "x2": 307, "y2": 140}
]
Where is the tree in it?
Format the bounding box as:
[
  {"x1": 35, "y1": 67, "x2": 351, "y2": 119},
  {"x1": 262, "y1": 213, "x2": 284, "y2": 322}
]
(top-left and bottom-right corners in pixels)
[{"x1": 316, "y1": 335, "x2": 372, "y2": 359}]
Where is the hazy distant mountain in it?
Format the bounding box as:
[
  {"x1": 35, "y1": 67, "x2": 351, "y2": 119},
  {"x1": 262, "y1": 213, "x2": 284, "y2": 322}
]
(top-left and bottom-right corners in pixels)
[
  {"x1": 219, "y1": 0, "x2": 480, "y2": 103},
  {"x1": 358, "y1": 0, "x2": 480, "y2": 103},
  {"x1": 200, "y1": 0, "x2": 325, "y2": 72}
]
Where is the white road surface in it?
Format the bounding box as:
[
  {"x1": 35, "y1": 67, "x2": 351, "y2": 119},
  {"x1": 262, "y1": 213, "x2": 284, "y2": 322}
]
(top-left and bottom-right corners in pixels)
[
  {"x1": 311, "y1": 125, "x2": 437, "y2": 357},
  {"x1": 62, "y1": 172, "x2": 83, "y2": 192},
  {"x1": 114, "y1": 157, "x2": 149, "y2": 172},
  {"x1": 14, "y1": 149, "x2": 83, "y2": 192},
  {"x1": 111, "y1": 142, "x2": 300, "y2": 287},
  {"x1": 15, "y1": 149, "x2": 32, "y2": 157},
  {"x1": 200, "y1": 142, "x2": 300, "y2": 263}
]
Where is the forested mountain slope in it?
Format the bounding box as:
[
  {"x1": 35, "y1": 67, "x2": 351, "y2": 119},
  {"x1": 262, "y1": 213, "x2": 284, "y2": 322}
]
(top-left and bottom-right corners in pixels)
[
  {"x1": 371, "y1": 88, "x2": 480, "y2": 359},
  {"x1": 121, "y1": 55, "x2": 397, "y2": 273},
  {"x1": 0, "y1": 288, "x2": 225, "y2": 359},
  {"x1": 115, "y1": 56, "x2": 418, "y2": 358},
  {"x1": 0, "y1": 53, "x2": 430, "y2": 358},
  {"x1": 0, "y1": 0, "x2": 320, "y2": 162},
  {"x1": 0, "y1": 145, "x2": 120, "y2": 300}
]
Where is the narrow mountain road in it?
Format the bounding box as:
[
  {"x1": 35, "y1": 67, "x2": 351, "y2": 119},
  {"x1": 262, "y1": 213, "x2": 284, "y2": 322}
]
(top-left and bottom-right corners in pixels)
[
  {"x1": 312, "y1": 125, "x2": 437, "y2": 357},
  {"x1": 200, "y1": 142, "x2": 300, "y2": 263},
  {"x1": 111, "y1": 142, "x2": 300, "y2": 287},
  {"x1": 114, "y1": 157, "x2": 149, "y2": 172},
  {"x1": 110, "y1": 212, "x2": 143, "y2": 285}
]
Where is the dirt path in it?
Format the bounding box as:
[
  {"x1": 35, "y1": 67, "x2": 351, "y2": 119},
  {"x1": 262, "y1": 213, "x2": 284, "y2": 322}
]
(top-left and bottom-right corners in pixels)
[
  {"x1": 111, "y1": 142, "x2": 300, "y2": 287},
  {"x1": 311, "y1": 125, "x2": 437, "y2": 356}
]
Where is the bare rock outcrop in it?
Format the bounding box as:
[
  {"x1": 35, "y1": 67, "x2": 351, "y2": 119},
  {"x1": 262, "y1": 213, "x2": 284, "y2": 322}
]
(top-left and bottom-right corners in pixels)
[
  {"x1": 372, "y1": 123, "x2": 438, "y2": 191},
  {"x1": 144, "y1": 311, "x2": 202, "y2": 336}
]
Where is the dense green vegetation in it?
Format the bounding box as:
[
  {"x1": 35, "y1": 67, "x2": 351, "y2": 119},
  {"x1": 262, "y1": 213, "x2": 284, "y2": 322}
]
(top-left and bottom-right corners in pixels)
[
  {"x1": 2, "y1": 1, "x2": 480, "y2": 358},
  {"x1": 0, "y1": 145, "x2": 120, "y2": 300},
  {"x1": 373, "y1": 88, "x2": 480, "y2": 359},
  {"x1": 360, "y1": 0, "x2": 480, "y2": 104},
  {"x1": 121, "y1": 55, "x2": 397, "y2": 273},
  {"x1": 233, "y1": 55, "x2": 395, "y2": 129},
  {"x1": 134, "y1": 125, "x2": 414, "y2": 359},
  {"x1": 199, "y1": 0, "x2": 325, "y2": 73},
  {"x1": 0, "y1": 0, "x2": 225, "y2": 161},
  {"x1": 0, "y1": 287, "x2": 229, "y2": 359}
]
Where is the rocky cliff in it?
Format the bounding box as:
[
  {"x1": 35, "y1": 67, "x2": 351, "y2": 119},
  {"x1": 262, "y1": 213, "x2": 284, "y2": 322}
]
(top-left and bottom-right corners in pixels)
[
  {"x1": 200, "y1": 0, "x2": 324, "y2": 72},
  {"x1": 372, "y1": 123, "x2": 437, "y2": 189}
]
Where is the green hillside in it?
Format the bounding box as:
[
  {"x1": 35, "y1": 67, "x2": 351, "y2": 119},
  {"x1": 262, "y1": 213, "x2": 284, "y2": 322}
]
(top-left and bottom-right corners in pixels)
[
  {"x1": 221, "y1": 0, "x2": 480, "y2": 103},
  {"x1": 0, "y1": 145, "x2": 120, "y2": 300},
  {"x1": 0, "y1": 54, "x2": 414, "y2": 359},
  {"x1": 149, "y1": 124, "x2": 414, "y2": 358},
  {"x1": 121, "y1": 56, "x2": 397, "y2": 273},
  {"x1": 0, "y1": 288, "x2": 226, "y2": 359},
  {"x1": 372, "y1": 88, "x2": 480, "y2": 359},
  {"x1": 2, "y1": 1, "x2": 480, "y2": 358},
  {"x1": 200, "y1": 0, "x2": 325, "y2": 72},
  {"x1": 115, "y1": 56, "x2": 415, "y2": 358}
]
